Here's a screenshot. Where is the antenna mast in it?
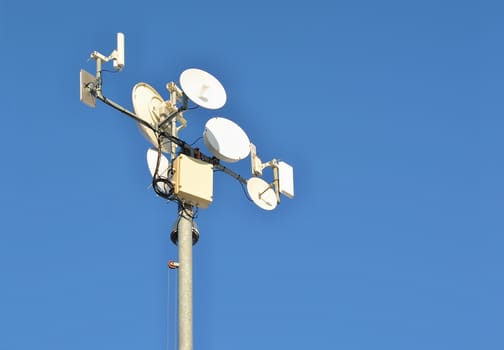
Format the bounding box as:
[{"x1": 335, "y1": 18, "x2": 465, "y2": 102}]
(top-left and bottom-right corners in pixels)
[
  {"x1": 80, "y1": 33, "x2": 294, "y2": 350},
  {"x1": 175, "y1": 204, "x2": 194, "y2": 350}
]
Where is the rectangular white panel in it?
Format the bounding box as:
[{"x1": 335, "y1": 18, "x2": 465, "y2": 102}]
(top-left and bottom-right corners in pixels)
[
  {"x1": 278, "y1": 161, "x2": 294, "y2": 199},
  {"x1": 80, "y1": 69, "x2": 96, "y2": 107}
]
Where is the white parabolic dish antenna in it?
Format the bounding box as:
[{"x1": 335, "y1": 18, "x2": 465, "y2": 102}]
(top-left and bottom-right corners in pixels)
[
  {"x1": 247, "y1": 177, "x2": 277, "y2": 210},
  {"x1": 147, "y1": 148, "x2": 170, "y2": 177},
  {"x1": 204, "y1": 117, "x2": 250, "y2": 163},
  {"x1": 180, "y1": 68, "x2": 227, "y2": 109},
  {"x1": 132, "y1": 83, "x2": 169, "y2": 151},
  {"x1": 147, "y1": 148, "x2": 171, "y2": 193}
]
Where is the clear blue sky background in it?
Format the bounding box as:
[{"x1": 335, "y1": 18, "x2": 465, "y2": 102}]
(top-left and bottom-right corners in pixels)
[{"x1": 0, "y1": 1, "x2": 502, "y2": 349}]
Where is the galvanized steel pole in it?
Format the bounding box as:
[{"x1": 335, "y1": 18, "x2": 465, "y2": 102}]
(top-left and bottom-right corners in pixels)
[{"x1": 178, "y1": 204, "x2": 194, "y2": 350}]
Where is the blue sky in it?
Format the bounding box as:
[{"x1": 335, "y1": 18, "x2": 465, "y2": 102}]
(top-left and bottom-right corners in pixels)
[{"x1": 0, "y1": 1, "x2": 502, "y2": 349}]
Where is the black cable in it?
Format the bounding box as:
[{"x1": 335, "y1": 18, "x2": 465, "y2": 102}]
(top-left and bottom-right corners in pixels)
[
  {"x1": 153, "y1": 177, "x2": 174, "y2": 199},
  {"x1": 158, "y1": 131, "x2": 186, "y2": 148},
  {"x1": 214, "y1": 168, "x2": 253, "y2": 202},
  {"x1": 158, "y1": 106, "x2": 187, "y2": 129},
  {"x1": 241, "y1": 181, "x2": 253, "y2": 202},
  {"x1": 99, "y1": 94, "x2": 157, "y2": 133},
  {"x1": 213, "y1": 164, "x2": 247, "y2": 184},
  {"x1": 92, "y1": 82, "x2": 250, "y2": 206},
  {"x1": 190, "y1": 136, "x2": 203, "y2": 146},
  {"x1": 93, "y1": 72, "x2": 157, "y2": 134},
  {"x1": 151, "y1": 134, "x2": 176, "y2": 201},
  {"x1": 179, "y1": 202, "x2": 198, "y2": 220}
]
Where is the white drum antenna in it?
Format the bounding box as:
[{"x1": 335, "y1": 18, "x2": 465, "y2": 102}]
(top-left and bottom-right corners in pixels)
[{"x1": 90, "y1": 32, "x2": 125, "y2": 72}]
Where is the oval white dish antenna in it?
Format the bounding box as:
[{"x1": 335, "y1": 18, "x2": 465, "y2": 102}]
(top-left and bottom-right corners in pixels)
[
  {"x1": 247, "y1": 177, "x2": 277, "y2": 210},
  {"x1": 203, "y1": 117, "x2": 250, "y2": 163},
  {"x1": 180, "y1": 68, "x2": 227, "y2": 109},
  {"x1": 147, "y1": 148, "x2": 171, "y2": 194},
  {"x1": 132, "y1": 83, "x2": 170, "y2": 151},
  {"x1": 147, "y1": 147, "x2": 170, "y2": 177}
]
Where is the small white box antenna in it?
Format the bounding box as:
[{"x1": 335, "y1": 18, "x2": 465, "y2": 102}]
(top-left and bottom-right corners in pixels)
[{"x1": 278, "y1": 161, "x2": 294, "y2": 199}]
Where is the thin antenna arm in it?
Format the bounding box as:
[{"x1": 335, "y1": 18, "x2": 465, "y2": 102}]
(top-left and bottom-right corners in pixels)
[
  {"x1": 214, "y1": 164, "x2": 247, "y2": 185},
  {"x1": 90, "y1": 51, "x2": 109, "y2": 62}
]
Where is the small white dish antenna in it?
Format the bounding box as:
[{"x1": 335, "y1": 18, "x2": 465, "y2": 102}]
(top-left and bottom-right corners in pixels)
[
  {"x1": 180, "y1": 68, "x2": 227, "y2": 109},
  {"x1": 203, "y1": 117, "x2": 250, "y2": 163},
  {"x1": 247, "y1": 177, "x2": 277, "y2": 211},
  {"x1": 147, "y1": 148, "x2": 170, "y2": 177},
  {"x1": 132, "y1": 83, "x2": 170, "y2": 151},
  {"x1": 147, "y1": 148, "x2": 171, "y2": 193}
]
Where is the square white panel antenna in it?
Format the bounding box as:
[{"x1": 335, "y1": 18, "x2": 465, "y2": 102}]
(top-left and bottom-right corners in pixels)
[
  {"x1": 80, "y1": 69, "x2": 96, "y2": 107},
  {"x1": 278, "y1": 161, "x2": 294, "y2": 199}
]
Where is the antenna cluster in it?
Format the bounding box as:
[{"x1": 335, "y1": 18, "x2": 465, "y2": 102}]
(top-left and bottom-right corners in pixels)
[
  {"x1": 79, "y1": 33, "x2": 296, "y2": 350},
  {"x1": 80, "y1": 33, "x2": 294, "y2": 211}
]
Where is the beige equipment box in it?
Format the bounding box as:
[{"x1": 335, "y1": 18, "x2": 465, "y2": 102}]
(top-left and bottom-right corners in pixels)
[{"x1": 173, "y1": 154, "x2": 214, "y2": 208}]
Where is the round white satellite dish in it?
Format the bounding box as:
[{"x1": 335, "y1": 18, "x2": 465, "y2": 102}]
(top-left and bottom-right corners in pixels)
[
  {"x1": 203, "y1": 117, "x2": 250, "y2": 163},
  {"x1": 147, "y1": 148, "x2": 171, "y2": 193},
  {"x1": 147, "y1": 148, "x2": 170, "y2": 177},
  {"x1": 180, "y1": 68, "x2": 227, "y2": 109},
  {"x1": 132, "y1": 83, "x2": 170, "y2": 151},
  {"x1": 247, "y1": 177, "x2": 277, "y2": 210}
]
